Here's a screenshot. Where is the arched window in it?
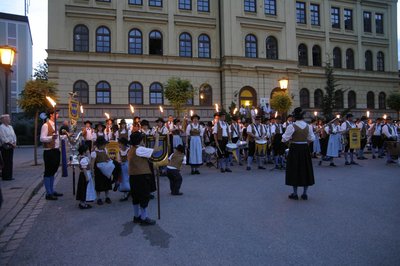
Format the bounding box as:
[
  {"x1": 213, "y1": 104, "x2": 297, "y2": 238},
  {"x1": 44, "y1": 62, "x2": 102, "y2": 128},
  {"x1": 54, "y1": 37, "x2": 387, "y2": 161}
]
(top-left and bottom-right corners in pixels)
[
  {"x1": 314, "y1": 89, "x2": 323, "y2": 108},
  {"x1": 73, "y1": 25, "x2": 89, "y2": 52},
  {"x1": 179, "y1": 32, "x2": 192, "y2": 57},
  {"x1": 365, "y1": 50, "x2": 373, "y2": 71},
  {"x1": 346, "y1": 49, "x2": 355, "y2": 70},
  {"x1": 312, "y1": 45, "x2": 321, "y2": 66},
  {"x1": 348, "y1": 90, "x2": 356, "y2": 108},
  {"x1": 335, "y1": 90, "x2": 344, "y2": 109},
  {"x1": 198, "y1": 34, "x2": 211, "y2": 58},
  {"x1": 96, "y1": 26, "x2": 111, "y2": 53},
  {"x1": 366, "y1": 91, "x2": 375, "y2": 109},
  {"x1": 379, "y1": 92, "x2": 386, "y2": 109},
  {"x1": 129, "y1": 82, "x2": 143, "y2": 104},
  {"x1": 377, "y1": 51, "x2": 384, "y2": 72},
  {"x1": 240, "y1": 86, "x2": 257, "y2": 107},
  {"x1": 266, "y1": 36, "x2": 278, "y2": 59},
  {"x1": 96, "y1": 81, "x2": 111, "y2": 104},
  {"x1": 299, "y1": 88, "x2": 310, "y2": 108},
  {"x1": 149, "y1": 30, "x2": 163, "y2": 55},
  {"x1": 128, "y1": 29, "x2": 142, "y2": 54},
  {"x1": 245, "y1": 34, "x2": 257, "y2": 58},
  {"x1": 333, "y1": 47, "x2": 342, "y2": 68},
  {"x1": 73, "y1": 80, "x2": 89, "y2": 104},
  {"x1": 149, "y1": 82, "x2": 163, "y2": 105},
  {"x1": 298, "y1": 44, "x2": 308, "y2": 66},
  {"x1": 199, "y1": 84, "x2": 212, "y2": 106}
]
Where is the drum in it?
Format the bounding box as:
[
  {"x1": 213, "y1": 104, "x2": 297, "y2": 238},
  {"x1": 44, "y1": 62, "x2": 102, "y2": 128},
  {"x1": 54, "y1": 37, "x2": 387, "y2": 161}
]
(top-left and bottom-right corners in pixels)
[
  {"x1": 205, "y1": 146, "x2": 216, "y2": 155},
  {"x1": 236, "y1": 140, "x2": 248, "y2": 149},
  {"x1": 226, "y1": 143, "x2": 238, "y2": 152},
  {"x1": 255, "y1": 139, "x2": 268, "y2": 157},
  {"x1": 386, "y1": 141, "x2": 400, "y2": 156}
]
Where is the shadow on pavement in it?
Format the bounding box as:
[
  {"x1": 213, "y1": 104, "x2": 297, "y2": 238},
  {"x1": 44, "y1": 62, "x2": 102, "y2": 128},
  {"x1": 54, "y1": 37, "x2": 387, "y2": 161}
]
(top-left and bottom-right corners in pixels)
[{"x1": 141, "y1": 224, "x2": 173, "y2": 249}]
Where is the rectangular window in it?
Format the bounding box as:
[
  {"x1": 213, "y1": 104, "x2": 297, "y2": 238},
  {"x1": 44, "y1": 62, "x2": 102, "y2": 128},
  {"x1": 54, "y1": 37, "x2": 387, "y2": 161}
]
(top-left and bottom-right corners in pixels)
[
  {"x1": 331, "y1": 7, "x2": 340, "y2": 29},
  {"x1": 344, "y1": 9, "x2": 353, "y2": 30},
  {"x1": 128, "y1": 0, "x2": 142, "y2": 5},
  {"x1": 296, "y1": 2, "x2": 306, "y2": 24},
  {"x1": 179, "y1": 0, "x2": 191, "y2": 10},
  {"x1": 375, "y1": 13, "x2": 384, "y2": 34},
  {"x1": 149, "y1": 0, "x2": 162, "y2": 7},
  {"x1": 244, "y1": 0, "x2": 256, "y2": 13},
  {"x1": 264, "y1": 0, "x2": 276, "y2": 15},
  {"x1": 310, "y1": 4, "x2": 320, "y2": 26},
  {"x1": 364, "y1": 11, "x2": 372, "y2": 32},
  {"x1": 7, "y1": 23, "x2": 17, "y2": 47},
  {"x1": 96, "y1": 0, "x2": 111, "y2": 2},
  {"x1": 197, "y1": 0, "x2": 209, "y2": 12},
  {"x1": 96, "y1": 91, "x2": 111, "y2": 104}
]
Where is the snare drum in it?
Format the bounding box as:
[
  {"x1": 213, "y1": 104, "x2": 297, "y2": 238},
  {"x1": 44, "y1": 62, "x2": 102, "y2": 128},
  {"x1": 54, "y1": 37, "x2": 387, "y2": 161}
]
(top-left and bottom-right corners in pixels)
[
  {"x1": 226, "y1": 143, "x2": 238, "y2": 152},
  {"x1": 205, "y1": 146, "x2": 216, "y2": 155},
  {"x1": 236, "y1": 140, "x2": 248, "y2": 149},
  {"x1": 255, "y1": 139, "x2": 268, "y2": 157},
  {"x1": 386, "y1": 141, "x2": 400, "y2": 156}
]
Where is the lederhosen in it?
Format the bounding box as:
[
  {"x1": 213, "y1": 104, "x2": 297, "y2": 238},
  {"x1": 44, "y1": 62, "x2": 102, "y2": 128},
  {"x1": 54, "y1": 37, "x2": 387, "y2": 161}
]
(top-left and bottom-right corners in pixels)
[
  {"x1": 344, "y1": 121, "x2": 355, "y2": 152},
  {"x1": 319, "y1": 125, "x2": 329, "y2": 156},
  {"x1": 371, "y1": 124, "x2": 383, "y2": 149},
  {"x1": 43, "y1": 121, "x2": 61, "y2": 178},
  {"x1": 272, "y1": 124, "x2": 285, "y2": 156},
  {"x1": 216, "y1": 122, "x2": 229, "y2": 159},
  {"x1": 93, "y1": 150, "x2": 112, "y2": 192},
  {"x1": 248, "y1": 124, "x2": 263, "y2": 157},
  {"x1": 360, "y1": 122, "x2": 368, "y2": 150}
]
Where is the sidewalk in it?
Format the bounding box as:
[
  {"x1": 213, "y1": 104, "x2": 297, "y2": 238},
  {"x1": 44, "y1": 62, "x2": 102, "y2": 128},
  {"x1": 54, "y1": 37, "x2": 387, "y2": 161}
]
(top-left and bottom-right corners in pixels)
[{"x1": 0, "y1": 147, "x2": 44, "y2": 233}]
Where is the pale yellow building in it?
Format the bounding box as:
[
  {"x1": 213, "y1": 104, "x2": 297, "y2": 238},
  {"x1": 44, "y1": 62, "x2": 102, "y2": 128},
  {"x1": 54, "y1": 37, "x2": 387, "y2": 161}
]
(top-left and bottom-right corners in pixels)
[{"x1": 48, "y1": 0, "x2": 399, "y2": 121}]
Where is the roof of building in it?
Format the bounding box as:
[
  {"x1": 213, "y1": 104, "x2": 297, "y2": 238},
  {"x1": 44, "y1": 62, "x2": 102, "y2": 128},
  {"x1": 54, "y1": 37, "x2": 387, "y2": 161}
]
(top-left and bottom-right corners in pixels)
[{"x1": 0, "y1": 12, "x2": 33, "y2": 44}]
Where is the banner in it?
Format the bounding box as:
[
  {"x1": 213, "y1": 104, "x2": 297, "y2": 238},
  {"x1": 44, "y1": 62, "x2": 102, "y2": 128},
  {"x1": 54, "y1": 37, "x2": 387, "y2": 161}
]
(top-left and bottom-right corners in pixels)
[
  {"x1": 69, "y1": 100, "x2": 80, "y2": 120},
  {"x1": 106, "y1": 141, "x2": 120, "y2": 161},
  {"x1": 145, "y1": 135, "x2": 169, "y2": 166},
  {"x1": 349, "y1": 128, "x2": 361, "y2": 150}
]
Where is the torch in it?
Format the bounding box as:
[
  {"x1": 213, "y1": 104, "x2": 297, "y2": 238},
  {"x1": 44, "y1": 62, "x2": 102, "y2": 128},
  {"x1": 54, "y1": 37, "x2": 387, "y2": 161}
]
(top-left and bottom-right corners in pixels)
[
  {"x1": 215, "y1": 103, "x2": 219, "y2": 113},
  {"x1": 46, "y1": 96, "x2": 57, "y2": 132},
  {"x1": 159, "y1": 106, "x2": 164, "y2": 117},
  {"x1": 130, "y1": 104, "x2": 135, "y2": 115},
  {"x1": 383, "y1": 114, "x2": 387, "y2": 120},
  {"x1": 190, "y1": 110, "x2": 194, "y2": 117},
  {"x1": 80, "y1": 105, "x2": 84, "y2": 126},
  {"x1": 366, "y1": 111, "x2": 370, "y2": 118},
  {"x1": 314, "y1": 111, "x2": 318, "y2": 117},
  {"x1": 105, "y1": 112, "x2": 110, "y2": 120},
  {"x1": 275, "y1": 111, "x2": 278, "y2": 118},
  {"x1": 255, "y1": 109, "x2": 258, "y2": 115},
  {"x1": 233, "y1": 108, "x2": 238, "y2": 115}
]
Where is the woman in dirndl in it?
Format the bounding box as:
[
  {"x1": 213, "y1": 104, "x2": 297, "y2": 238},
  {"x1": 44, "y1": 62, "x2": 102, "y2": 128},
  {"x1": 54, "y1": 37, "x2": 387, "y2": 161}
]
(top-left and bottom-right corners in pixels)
[
  {"x1": 185, "y1": 114, "x2": 204, "y2": 175},
  {"x1": 118, "y1": 137, "x2": 131, "y2": 201},
  {"x1": 76, "y1": 144, "x2": 92, "y2": 209},
  {"x1": 282, "y1": 107, "x2": 315, "y2": 200},
  {"x1": 172, "y1": 119, "x2": 184, "y2": 149},
  {"x1": 325, "y1": 119, "x2": 341, "y2": 167},
  {"x1": 311, "y1": 119, "x2": 321, "y2": 157}
]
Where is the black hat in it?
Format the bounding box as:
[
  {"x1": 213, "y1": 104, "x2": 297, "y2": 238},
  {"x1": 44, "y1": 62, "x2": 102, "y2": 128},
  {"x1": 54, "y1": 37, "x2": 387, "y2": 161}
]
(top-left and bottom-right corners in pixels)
[
  {"x1": 346, "y1": 113, "x2": 354, "y2": 119},
  {"x1": 386, "y1": 116, "x2": 392, "y2": 120},
  {"x1": 191, "y1": 114, "x2": 200, "y2": 121},
  {"x1": 287, "y1": 114, "x2": 293, "y2": 119},
  {"x1": 118, "y1": 137, "x2": 129, "y2": 146},
  {"x1": 207, "y1": 121, "x2": 213, "y2": 127},
  {"x1": 292, "y1": 107, "x2": 305, "y2": 120},
  {"x1": 255, "y1": 115, "x2": 262, "y2": 120},
  {"x1": 95, "y1": 123, "x2": 106, "y2": 130},
  {"x1": 360, "y1": 116, "x2": 367, "y2": 121},
  {"x1": 119, "y1": 119, "x2": 127, "y2": 125},
  {"x1": 176, "y1": 144, "x2": 185, "y2": 153},
  {"x1": 105, "y1": 118, "x2": 114, "y2": 123},
  {"x1": 275, "y1": 116, "x2": 282, "y2": 120},
  {"x1": 213, "y1": 112, "x2": 220, "y2": 118},
  {"x1": 218, "y1": 111, "x2": 226, "y2": 117},
  {"x1": 84, "y1": 120, "x2": 92, "y2": 125},
  {"x1": 173, "y1": 118, "x2": 181, "y2": 124},
  {"x1": 78, "y1": 144, "x2": 89, "y2": 155},
  {"x1": 129, "y1": 131, "x2": 144, "y2": 146},
  {"x1": 95, "y1": 136, "x2": 108, "y2": 146},
  {"x1": 47, "y1": 109, "x2": 60, "y2": 116},
  {"x1": 155, "y1": 117, "x2": 165, "y2": 123},
  {"x1": 133, "y1": 116, "x2": 140, "y2": 121},
  {"x1": 232, "y1": 115, "x2": 239, "y2": 121},
  {"x1": 141, "y1": 119, "x2": 150, "y2": 127}
]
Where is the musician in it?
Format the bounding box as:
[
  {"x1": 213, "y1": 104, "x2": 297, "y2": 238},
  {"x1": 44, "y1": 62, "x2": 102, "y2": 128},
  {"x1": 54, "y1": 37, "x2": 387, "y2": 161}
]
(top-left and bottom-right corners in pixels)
[
  {"x1": 153, "y1": 118, "x2": 169, "y2": 135},
  {"x1": 186, "y1": 114, "x2": 204, "y2": 175},
  {"x1": 262, "y1": 118, "x2": 273, "y2": 164},
  {"x1": 105, "y1": 118, "x2": 114, "y2": 141},
  {"x1": 204, "y1": 121, "x2": 214, "y2": 167},
  {"x1": 40, "y1": 109, "x2": 64, "y2": 200},
  {"x1": 140, "y1": 120, "x2": 151, "y2": 136},
  {"x1": 128, "y1": 131, "x2": 161, "y2": 226},
  {"x1": 357, "y1": 116, "x2": 369, "y2": 160},
  {"x1": 213, "y1": 112, "x2": 232, "y2": 173},
  {"x1": 310, "y1": 119, "x2": 321, "y2": 158},
  {"x1": 369, "y1": 118, "x2": 384, "y2": 159},
  {"x1": 271, "y1": 116, "x2": 286, "y2": 170},
  {"x1": 213, "y1": 112, "x2": 220, "y2": 126},
  {"x1": 282, "y1": 115, "x2": 293, "y2": 132},
  {"x1": 323, "y1": 119, "x2": 342, "y2": 167},
  {"x1": 115, "y1": 119, "x2": 130, "y2": 141},
  {"x1": 131, "y1": 122, "x2": 141, "y2": 133},
  {"x1": 282, "y1": 107, "x2": 315, "y2": 200},
  {"x1": 382, "y1": 116, "x2": 398, "y2": 164},
  {"x1": 318, "y1": 119, "x2": 329, "y2": 163},
  {"x1": 167, "y1": 144, "x2": 186, "y2": 196},
  {"x1": 166, "y1": 115, "x2": 175, "y2": 154},
  {"x1": 82, "y1": 120, "x2": 95, "y2": 151},
  {"x1": 246, "y1": 115, "x2": 265, "y2": 170},
  {"x1": 340, "y1": 114, "x2": 358, "y2": 165},
  {"x1": 94, "y1": 123, "x2": 106, "y2": 143},
  {"x1": 230, "y1": 116, "x2": 243, "y2": 165}
]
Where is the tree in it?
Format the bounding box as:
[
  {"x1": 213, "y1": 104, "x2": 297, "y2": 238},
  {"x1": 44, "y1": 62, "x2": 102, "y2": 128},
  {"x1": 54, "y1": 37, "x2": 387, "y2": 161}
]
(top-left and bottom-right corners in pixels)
[
  {"x1": 164, "y1": 77, "x2": 196, "y2": 117},
  {"x1": 270, "y1": 91, "x2": 292, "y2": 119},
  {"x1": 322, "y1": 62, "x2": 340, "y2": 121},
  {"x1": 19, "y1": 80, "x2": 58, "y2": 165},
  {"x1": 33, "y1": 62, "x2": 48, "y2": 80},
  {"x1": 387, "y1": 92, "x2": 400, "y2": 120}
]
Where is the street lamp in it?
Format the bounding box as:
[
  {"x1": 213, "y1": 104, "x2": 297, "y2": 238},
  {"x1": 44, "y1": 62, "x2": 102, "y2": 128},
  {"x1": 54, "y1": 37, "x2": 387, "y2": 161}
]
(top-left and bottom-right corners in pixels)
[
  {"x1": 0, "y1": 45, "x2": 16, "y2": 115},
  {"x1": 278, "y1": 77, "x2": 288, "y2": 90}
]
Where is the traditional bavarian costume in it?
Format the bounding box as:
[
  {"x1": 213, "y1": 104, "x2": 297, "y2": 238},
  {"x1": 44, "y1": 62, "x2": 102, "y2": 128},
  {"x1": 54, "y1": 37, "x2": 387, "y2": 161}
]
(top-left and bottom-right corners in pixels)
[
  {"x1": 118, "y1": 146, "x2": 131, "y2": 198},
  {"x1": 357, "y1": 119, "x2": 369, "y2": 159},
  {"x1": 172, "y1": 124, "x2": 184, "y2": 149},
  {"x1": 76, "y1": 154, "x2": 92, "y2": 209},
  {"x1": 271, "y1": 122, "x2": 286, "y2": 169},
  {"x1": 382, "y1": 120, "x2": 399, "y2": 163},
  {"x1": 186, "y1": 117, "x2": 203, "y2": 174},
  {"x1": 246, "y1": 119, "x2": 265, "y2": 170},
  {"x1": 91, "y1": 145, "x2": 113, "y2": 204},
  {"x1": 369, "y1": 121, "x2": 384, "y2": 158},
  {"x1": 323, "y1": 123, "x2": 341, "y2": 166},
  {"x1": 340, "y1": 116, "x2": 357, "y2": 165},
  {"x1": 213, "y1": 119, "x2": 231, "y2": 172},
  {"x1": 166, "y1": 148, "x2": 186, "y2": 195}
]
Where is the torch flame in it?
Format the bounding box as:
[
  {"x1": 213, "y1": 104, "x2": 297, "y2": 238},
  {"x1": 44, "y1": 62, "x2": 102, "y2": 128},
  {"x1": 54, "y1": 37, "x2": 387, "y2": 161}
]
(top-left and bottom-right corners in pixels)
[
  {"x1": 314, "y1": 111, "x2": 318, "y2": 117},
  {"x1": 80, "y1": 105, "x2": 84, "y2": 114},
  {"x1": 215, "y1": 104, "x2": 219, "y2": 113},
  {"x1": 104, "y1": 112, "x2": 110, "y2": 119},
  {"x1": 336, "y1": 114, "x2": 340, "y2": 119},
  {"x1": 275, "y1": 111, "x2": 278, "y2": 118},
  {"x1": 233, "y1": 108, "x2": 238, "y2": 115},
  {"x1": 159, "y1": 106, "x2": 164, "y2": 113},
  {"x1": 46, "y1": 96, "x2": 56, "y2": 107},
  {"x1": 255, "y1": 109, "x2": 258, "y2": 115},
  {"x1": 366, "y1": 111, "x2": 370, "y2": 118},
  {"x1": 383, "y1": 114, "x2": 387, "y2": 120},
  {"x1": 190, "y1": 110, "x2": 194, "y2": 117},
  {"x1": 130, "y1": 104, "x2": 135, "y2": 114}
]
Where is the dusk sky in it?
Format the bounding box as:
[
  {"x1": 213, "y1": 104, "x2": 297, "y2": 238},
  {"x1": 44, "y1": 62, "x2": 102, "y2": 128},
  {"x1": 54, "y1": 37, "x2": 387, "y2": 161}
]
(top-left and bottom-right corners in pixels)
[{"x1": 1, "y1": 0, "x2": 400, "y2": 69}]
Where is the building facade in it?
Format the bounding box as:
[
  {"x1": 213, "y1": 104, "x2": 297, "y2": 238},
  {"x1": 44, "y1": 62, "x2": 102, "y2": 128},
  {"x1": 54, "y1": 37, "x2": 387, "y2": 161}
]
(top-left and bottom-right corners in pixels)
[
  {"x1": 48, "y1": 0, "x2": 399, "y2": 121},
  {"x1": 0, "y1": 12, "x2": 33, "y2": 114}
]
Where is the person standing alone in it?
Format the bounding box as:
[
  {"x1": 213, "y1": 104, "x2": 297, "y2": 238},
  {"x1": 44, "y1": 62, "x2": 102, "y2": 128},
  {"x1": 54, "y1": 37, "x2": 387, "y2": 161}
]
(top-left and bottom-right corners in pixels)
[{"x1": 0, "y1": 114, "x2": 17, "y2": 181}]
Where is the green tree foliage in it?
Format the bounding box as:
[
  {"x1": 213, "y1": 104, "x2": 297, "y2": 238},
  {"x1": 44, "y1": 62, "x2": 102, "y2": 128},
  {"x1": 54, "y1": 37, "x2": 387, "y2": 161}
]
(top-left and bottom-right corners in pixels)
[
  {"x1": 19, "y1": 80, "x2": 58, "y2": 165},
  {"x1": 164, "y1": 77, "x2": 196, "y2": 117},
  {"x1": 387, "y1": 92, "x2": 400, "y2": 120},
  {"x1": 322, "y1": 62, "x2": 340, "y2": 120},
  {"x1": 33, "y1": 62, "x2": 48, "y2": 80},
  {"x1": 270, "y1": 91, "x2": 292, "y2": 118}
]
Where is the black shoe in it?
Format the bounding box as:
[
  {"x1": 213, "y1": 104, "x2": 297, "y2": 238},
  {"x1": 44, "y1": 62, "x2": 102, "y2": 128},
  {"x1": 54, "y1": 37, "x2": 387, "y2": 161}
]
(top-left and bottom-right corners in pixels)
[
  {"x1": 288, "y1": 193, "x2": 299, "y2": 200},
  {"x1": 119, "y1": 196, "x2": 129, "y2": 202},
  {"x1": 45, "y1": 195, "x2": 58, "y2": 201},
  {"x1": 113, "y1": 184, "x2": 119, "y2": 192},
  {"x1": 220, "y1": 168, "x2": 225, "y2": 173},
  {"x1": 258, "y1": 166, "x2": 266, "y2": 170},
  {"x1": 246, "y1": 167, "x2": 251, "y2": 171},
  {"x1": 194, "y1": 170, "x2": 200, "y2": 175},
  {"x1": 239, "y1": 162, "x2": 243, "y2": 166},
  {"x1": 140, "y1": 218, "x2": 156, "y2": 226},
  {"x1": 53, "y1": 192, "x2": 63, "y2": 197},
  {"x1": 2, "y1": 178, "x2": 15, "y2": 181},
  {"x1": 97, "y1": 199, "x2": 103, "y2": 205},
  {"x1": 105, "y1": 197, "x2": 112, "y2": 204},
  {"x1": 79, "y1": 203, "x2": 92, "y2": 209},
  {"x1": 378, "y1": 155, "x2": 384, "y2": 159},
  {"x1": 345, "y1": 162, "x2": 351, "y2": 166},
  {"x1": 329, "y1": 163, "x2": 336, "y2": 167},
  {"x1": 133, "y1": 216, "x2": 141, "y2": 224},
  {"x1": 350, "y1": 161, "x2": 358, "y2": 165},
  {"x1": 225, "y1": 168, "x2": 232, "y2": 172},
  {"x1": 372, "y1": 155, "x2": 376, "y2": 159},
  {"x1": 267, "y1": 160, "x2": 274, "y2": 165},
  {"x1": 149, "y1": 194, "x2": 155, "y2": 200},
  {"x1": 191, "y1": 170, "x2": 195, "y2": 175},
  {"x1": 301, "y1": 194, "x2": 308, "y2": 200},
  {"x1": 171, "y1": 192, "x2": 184, "y2": 196}
]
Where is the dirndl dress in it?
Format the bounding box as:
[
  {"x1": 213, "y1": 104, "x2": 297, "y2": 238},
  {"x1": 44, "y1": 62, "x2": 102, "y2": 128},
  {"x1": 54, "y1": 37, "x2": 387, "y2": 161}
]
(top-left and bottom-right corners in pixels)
[
  {"x1": 86, "y1": 172, "x2": 96, "y2": 201},
  {"x1": 118, "y1": 161, "x2": 130, "y2": 192},
  {"x1": 286, "y1": 143, "x2": 315, "y2": 187},
  {"x1": 173, "y1": 134, "x2": 183, "y2": 149},
  {"x1": 326, "y1": 134, "x2": 340, "y2": 158},
  {"x1": 189, "y1": 136, "x2": 203, "y2": 166},
  {"x1": 313, "y1": 137, "x2": 321, "y2": 153}
]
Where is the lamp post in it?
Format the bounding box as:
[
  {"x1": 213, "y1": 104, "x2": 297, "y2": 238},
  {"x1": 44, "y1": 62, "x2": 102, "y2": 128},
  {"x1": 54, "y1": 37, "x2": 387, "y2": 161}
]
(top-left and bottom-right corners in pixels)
[
  {"x1": 278, "y1": 77, "x2": 289, "y2": 90},
  {"x1": 0, "y1": 46, "x2": 17, "y2": 115}
]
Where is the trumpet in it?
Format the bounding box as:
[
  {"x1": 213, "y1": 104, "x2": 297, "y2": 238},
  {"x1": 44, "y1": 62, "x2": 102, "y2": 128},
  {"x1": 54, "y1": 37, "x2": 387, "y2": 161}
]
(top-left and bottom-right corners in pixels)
[{"x1": 314, "y1": 117, "x2": 339, "y2": 134}]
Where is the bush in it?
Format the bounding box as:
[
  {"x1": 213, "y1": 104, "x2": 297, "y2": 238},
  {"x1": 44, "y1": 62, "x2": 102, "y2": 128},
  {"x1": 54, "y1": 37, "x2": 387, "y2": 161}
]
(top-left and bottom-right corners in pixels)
[{"x1": 12, "y1": 116, "x2": 36, "y2": 145}]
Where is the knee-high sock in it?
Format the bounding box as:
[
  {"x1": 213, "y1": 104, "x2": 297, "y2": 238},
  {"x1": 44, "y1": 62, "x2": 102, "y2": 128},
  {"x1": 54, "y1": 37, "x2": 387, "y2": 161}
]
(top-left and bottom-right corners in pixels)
[
  {"x1": 247, "y1": 156, "x2": 253, "y2": 167},
  {"x1": 344, "y1": 152, "x2": 349, "y2": 162},
  {"x1": 303, "y1": 186, "x2": 308, "y2": 195},
  {"x1": 133, "y1": 204, "x2": 140, "y2": 217},
  {"x1": 44, "y1": 177, "x2": 52, "y2": 195},
  {"x1": 49, "y1": 176, "x2": 55, "y2": 194},
  {"x1": 350, "y1": 152, "x2": 354, "y2": 162},
  {"x1": 140, "y1": 207, "x2": 148, "y2": 220}
]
